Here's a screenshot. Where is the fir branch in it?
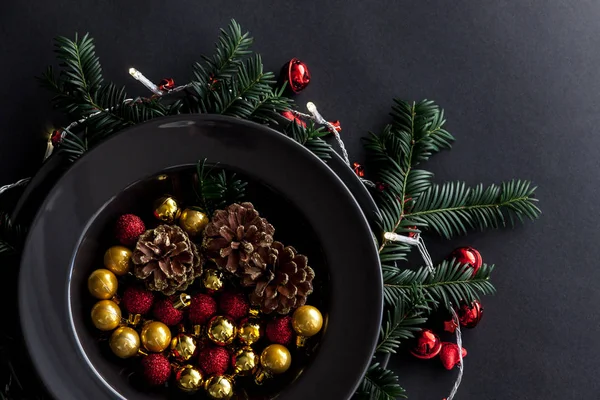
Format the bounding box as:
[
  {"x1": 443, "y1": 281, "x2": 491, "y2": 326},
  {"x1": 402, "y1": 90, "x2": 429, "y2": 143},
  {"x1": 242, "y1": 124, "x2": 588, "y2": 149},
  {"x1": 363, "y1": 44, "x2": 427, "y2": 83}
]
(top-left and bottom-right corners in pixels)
[
  {"x1": 404, "y1": 180, "x2": 541, "y2": 239},
  {"x1": 356, "y1": 363, "x2": 406, "y2": 400},
  {"x1": 284, "y1": 121, "x2": 333, "y2": 161},
  {"x1": 376, "y1": 295, "x2": 429, "y2": 354},
  {"x1": 248, "y1": 85, "x2": 294, "y2": 124},
  {"x1": 58, "y1": 129, "x2": 88, "y2": 162},
  {"x1": 0, "y1": 212, "x2": 24, "y2": 257},
  {"x1": 195, "y1": 159, "x2": 247, "y2": 215}
]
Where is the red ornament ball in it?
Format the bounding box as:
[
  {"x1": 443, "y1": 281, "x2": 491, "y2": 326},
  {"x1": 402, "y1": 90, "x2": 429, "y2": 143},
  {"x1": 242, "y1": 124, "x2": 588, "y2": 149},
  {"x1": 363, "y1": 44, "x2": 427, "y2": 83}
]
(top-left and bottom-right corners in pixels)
[
  {"x1": 115, "y1": 214, "x2": 145, "y2": 246},
  {"x1": 189, "y1": 294, "x2": 217, "y2": 325},
  {"x1": 439, "y1": 342, "x2": 468, "y2": 370},
  {"x1": 141, "y1": 353, "x2": 172, "y2": 386},
  {"x1": 410, "y1": 329, "x2": 442, "y2": 360},
  {"x1": 457, "y1": 299, "x2": 484, "y2": 328},
  {"x1": 122, "y1": 286, "x2": 154, "y2": 315},
  {"x1": 266, "y1": 316, "x2": 293, "y2": 345},
  {"x1": 219, "y1": 291, "x2": 249, "y2": 321},
  {"x1": 451, "y1": 246, "x2": 482, "y2": 276},
  {"x1": 282, "y1": 58, "x2": 311, "y2": 93},
  {"x1": 198, "y1": 346, "x2": 230, "y2": 376},
  {"x1": 153, "y1": 297, "x2": 184, "y2": 326}
]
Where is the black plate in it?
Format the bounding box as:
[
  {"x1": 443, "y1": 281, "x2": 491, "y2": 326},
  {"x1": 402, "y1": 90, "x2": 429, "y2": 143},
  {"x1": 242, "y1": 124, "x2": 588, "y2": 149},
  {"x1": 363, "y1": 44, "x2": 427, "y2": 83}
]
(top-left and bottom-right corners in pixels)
[{"x1": 19, "y1": 115, "x2": 382, "y2": 400}]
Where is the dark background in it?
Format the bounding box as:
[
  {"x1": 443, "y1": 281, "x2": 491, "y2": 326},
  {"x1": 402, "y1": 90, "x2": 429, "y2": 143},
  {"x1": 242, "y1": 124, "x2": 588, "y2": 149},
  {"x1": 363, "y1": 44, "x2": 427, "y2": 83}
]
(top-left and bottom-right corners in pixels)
[{"x1": 2, "y1": 1, "x2": 596, "y2": 399}]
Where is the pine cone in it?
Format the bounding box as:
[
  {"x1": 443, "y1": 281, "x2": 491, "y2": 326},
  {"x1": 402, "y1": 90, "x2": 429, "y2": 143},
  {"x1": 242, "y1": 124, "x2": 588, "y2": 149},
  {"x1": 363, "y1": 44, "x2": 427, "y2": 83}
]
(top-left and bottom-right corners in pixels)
[
  {"x1": 248, "y1": 241, "x2": 315, "y2": 315},
  {"x1": 132, "y1": 224, "x2": 203, "y2": 295},
  {"x1": 203, "y1": 202, "x2": 274, "y2": 274}
]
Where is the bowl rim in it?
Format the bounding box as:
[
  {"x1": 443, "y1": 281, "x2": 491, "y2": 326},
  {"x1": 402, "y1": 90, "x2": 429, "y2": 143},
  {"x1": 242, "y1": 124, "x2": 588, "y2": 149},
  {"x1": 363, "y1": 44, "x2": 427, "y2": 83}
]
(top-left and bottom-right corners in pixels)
[{"x1": 19, "y1": 115, "x2": 383, "y2": 400}]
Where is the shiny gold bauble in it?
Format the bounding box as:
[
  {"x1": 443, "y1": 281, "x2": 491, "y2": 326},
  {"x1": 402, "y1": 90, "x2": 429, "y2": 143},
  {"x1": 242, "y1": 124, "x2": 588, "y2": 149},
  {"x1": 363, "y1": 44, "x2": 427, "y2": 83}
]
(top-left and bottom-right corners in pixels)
[
  {"x1": 232, "y1": 347, "x2": 259, "y2": 376},
  {"x1": 175, "y1": 365, "x2": 204, "y2": 393},
  {"x1": 91, "y1": 300, "x2": 122, "y2": 331},
  {"x1": 179, "y1": 208, "x2": 209, "y2": 237},
  {"x1": 204, "y1": 375, "x2": 234, "y2": 400},
  {"x1": 141, "y1": 321, "x2": 172, "y2": 352},
  {"x1": 207, "y1": 315, "x2": 237, "y2": 346},
  {"x1": 87, "y1": 269, "x2": 118, "y2": 300},
  {"x1": 153, "y1": 195, "x2": 181, "y2": 223},
  {"x1": 260, "y1": 344, "x2": 292, "y2": 375},
  {"x1": 292, "y1": 305, "x2": 323, "y2": 337},
  {"x1": 103, "y1": 246, "x2": 132, "y2": 276},
  {"x1": 170, "y1": 333, "x2": 197, "y2": 362},
  {"x1": 202, "y1": 269, "x2": 224, "y2": 292},
  {"x1": 109, "y1": 326, "x2": 141, "y2": 358},
  {"x1": 238, "y1": 318, "x2": 261, "y2": 346}
]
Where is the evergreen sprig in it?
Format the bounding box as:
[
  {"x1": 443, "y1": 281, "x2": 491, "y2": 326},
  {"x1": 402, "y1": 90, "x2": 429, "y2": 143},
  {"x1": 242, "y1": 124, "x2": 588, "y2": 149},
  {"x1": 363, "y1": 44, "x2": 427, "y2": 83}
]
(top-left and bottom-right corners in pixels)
[
  {"x1": 356, "y1": 363, "x2": 407, "y2": 400},
  {"x1": 0, "y1": 212, "x2": 25, "y2": 257},
  {"x1": 376, "y1": 293, "x2": 429, "y2": 354},
  {"x1": 284, "y1": 121, "x2": 333, "y2": 161},
  {"x1": 195, "y1": 159, "x2": 247, "y2": 215}
]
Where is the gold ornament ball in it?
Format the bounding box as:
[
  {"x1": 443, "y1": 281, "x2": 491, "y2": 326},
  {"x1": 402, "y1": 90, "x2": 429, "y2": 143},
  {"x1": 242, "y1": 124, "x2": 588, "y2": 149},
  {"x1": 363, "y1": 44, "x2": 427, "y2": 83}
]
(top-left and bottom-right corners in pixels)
[
  {"x1": 202, "y1": 269, "x2": 225, "y2": 292},
  {"x1": 170, "y1": 333, "x2": 197, "y2": 362},
  {"x1": 238, "y1": 319, "x2": 261, "y2": 346},
  {"x1": 153, "y1": 195, "x2": 181, "y2": 223},
  {"x1": 103, "y1": 246, "x2": 132, "y2": 276},
  {"x1": 175, "y1": 365, "x2": 204, "y2": 393},
  {"x1": 207, "y1": 315, "x2": 237, "y2": 346},
  {"x1": 87, "y1": 269, "x2": 118, "y2": 300},
  {"x1": 292, "y1": 305, "x2": 323, "y2": 337},
  {"x1": 91, "y1": 300, "x2": 122, "y2": 331},
  {"x1": 141, "y1": 321, "x2": 172, "y2": 352},
  {"x1": 260, "y1": 344, "x2": 292, "y2": 375},
  {"x1": 232, "y1": 347, "x2": 259, "y2": 376},
  {"x1": 109, "y1": 326, "x2": 140, "y2": 358},
  {"x1": 179, "y1": 208, "x2": 209, "y2": 237},
  {"x1": 204, "y1": 375, "x2": 234, "y2": 400}
]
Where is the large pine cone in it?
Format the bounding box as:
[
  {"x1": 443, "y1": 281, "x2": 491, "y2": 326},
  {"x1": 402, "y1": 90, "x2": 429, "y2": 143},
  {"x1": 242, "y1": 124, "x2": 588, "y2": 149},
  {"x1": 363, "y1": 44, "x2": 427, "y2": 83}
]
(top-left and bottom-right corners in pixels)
[
  {"x1": 132, "y1": 224, "x2": 203, "y2": 295},
  {"x1": 203, "y1": 202, "x2": 274, "y2": 274},
  {"x1": 247, "y1": 241, "x2": 315, "y2": 315}
]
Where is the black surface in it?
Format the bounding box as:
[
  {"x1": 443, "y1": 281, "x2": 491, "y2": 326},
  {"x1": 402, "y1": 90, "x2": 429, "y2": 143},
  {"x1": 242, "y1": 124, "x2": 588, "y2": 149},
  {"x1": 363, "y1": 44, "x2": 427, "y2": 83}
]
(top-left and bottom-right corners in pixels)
[{"x1": 1, "y1": 1, "x2": 596, "y2": 399}]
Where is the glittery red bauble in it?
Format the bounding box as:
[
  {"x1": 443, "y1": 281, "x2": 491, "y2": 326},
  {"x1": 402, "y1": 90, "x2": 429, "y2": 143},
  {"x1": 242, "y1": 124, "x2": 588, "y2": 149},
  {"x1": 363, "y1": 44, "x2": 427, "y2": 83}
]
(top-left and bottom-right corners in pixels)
[
  {"x1": 439, "y1": 342, "x2": 467, "y2": 370},
  {"x1": 457, "y1": 300, "x2": 483, "y2": 328},
  {"x1": 451, "y1": 246, "x2": 482, "y2": 276},
  {"x1": 189, "y1": 294, "x2": 217, "y2": 325},
  {"x1": 153, "y1": 297, "x2": 184, "y2": 326},
  {"x1": 410, "y1": 329, "x2": 442, "y2": 359},
  {"x1": 281, "y1": 110, "x2": 307, "y2": 127},
  {"x1": 141, "y1": 353, "x2": 172, "y2": 386},
  {"x1": 266, "y1": 316, "x2": 293, "y2": 345},
  {"x1": 218, "y1": 291, "x2": 249, "y2": 321},
  {"x1": 198, "y1": 346, "x2": 230, "y2": 376},
  {"x1": 282, "y1": 58, "x2": 311, "y2": 93},
  {"x1": 122, "y1": 286, "x2": 154, "y2": 315},
  {"x1": 115, "y1": 214, "x2": 145, "y2": 246}
]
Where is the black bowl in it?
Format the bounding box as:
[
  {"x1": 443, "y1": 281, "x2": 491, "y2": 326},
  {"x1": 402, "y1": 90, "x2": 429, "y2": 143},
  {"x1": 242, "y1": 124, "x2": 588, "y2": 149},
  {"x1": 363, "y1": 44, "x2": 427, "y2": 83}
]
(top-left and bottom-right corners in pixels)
[{"x1": 19, "y1": 116, "x2": 382, "y2": 400}]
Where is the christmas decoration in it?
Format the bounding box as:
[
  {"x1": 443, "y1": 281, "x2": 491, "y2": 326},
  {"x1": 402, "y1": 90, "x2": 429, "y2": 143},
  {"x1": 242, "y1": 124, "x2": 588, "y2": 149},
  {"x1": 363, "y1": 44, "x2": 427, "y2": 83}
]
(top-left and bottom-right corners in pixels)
[
  {"x1": 109, "y1": 326, "x2": 141, "y2": 359},
  {"x1": 189, "y1": 293, "x2": 218, "y2": 325},
  {"x1": 141, "y1": 353, "x2": 172, "y2": 386},
  {"x1": 232, "y1": 347, "x2": 259, "y2": 376},
  {"x1": 255, "y1": 344, "x2": 292, "y2": 384},
  {"x1": 202, "y1": 268, "x2": 225, "y2": 292},
  {"x1": 204, "y1": 375, "x2": 234, "y2": 400},
  {"x1": 443, "y1": 319, "x2": 459, "y2": 334},
  {"x1": 152, "y1": 195, "x2": 181, "y2": 223},
  {"x1": 132, "y1": 224, "x2": 203, "y2": 295},
  {"x1": 451, "y1": 247, "x2": 483, "y2": 276},
  {"x1": 291, "y1": 305, "x2": 323, "y2": 347},
  {"x1": 248, "y1": 242, "x2": 314, "y2": 315},
  {"x1": 203, "y1": 202, "x2": 274, "y2": 274},
  {"x1": 219, "y1": 291, "x2": 249, "y2": 321},
  {"x1": 353, "y1": 162, "x2": 365, "y2": 178},
  {"x1": 281, "y1": 110, "x2": 306, "y2": 127},
  {"x1": 122, "y1": 286, "x2": 154, "y2": 315},
  {"x1": 457, "y1": 300, "x2": 483, "y2": 328},
  {"x1": 266, "y1": 316, "x2": 293, "y2": 345},
  {"x1": 237, "y1": 318, "x2": 262, "y2": 346},
  {"x1": 410, "y1": 329, "x2": 442, "y2": 359},
  {"x1": 157, "y1": 78, "x2": 175, "y2": 91},
  {"x1": 103, "y1": 245, "x2": 132, "y2": 276},
  {"x1": 90, "y1": 300, "x2": 122, "y2": 331},
  {"x1": 87, "y1": 269, "x2": 118, "y2": 300},
  {"x1": 140, "y1": 321, "x2": 172, "y2": 352},
  {"x1": 174, "y1": 365, "x2": 204, "y2": 393},
  {"x1": 439, "y1": 342, "x2": 468, "y2": 370},
  {"x1": 198, "y1": 346, "x2": 230, "y2": 376},
  {"x1": 170, "y1": 332, "x2": 197, "y2": 362},
  {"x1": 281, "y1": 58, "x2": 311, "y2": 93},
  {"x1": 207, "y1": 315, "x2": 237, "y2": 346},
  {"x1": 115, "y1": 214, "x2": 145, "y2": 246},
  {"x1": 50, "y1": 130, "x2": 62, "y2": 146},
  {"x1": 152, "y1": 295, "x2": 189, "y2": 326},
  {"x1": 179, "y1": 208, "x2": 209, "y2": 236}
]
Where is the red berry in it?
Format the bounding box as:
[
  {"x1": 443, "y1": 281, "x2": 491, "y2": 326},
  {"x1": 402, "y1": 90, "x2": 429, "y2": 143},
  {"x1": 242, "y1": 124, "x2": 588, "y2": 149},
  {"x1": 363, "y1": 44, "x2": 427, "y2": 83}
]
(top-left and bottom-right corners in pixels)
[
  {"x1": 189, "y1": 294, "x2": 217, "y2": 325},
  {"x1": 122, "y1": 286, "x2": 154, "y2": 315},
  {"x1": 218, "y1": 291, "x2": 249, "y2": 321},
  {"x1": 115, "y1": 214, "x2": 145, "y2": 246},
  {"x1": 141, "y1": 353, "x2": 171, "y2": 386},
  {"x1": 153, "y1": 297, "x2": 184, "y2": 326},
  {"x1": 266, "y1": 316, "x2": 293, "y2": 345},
  {"x1": 198, "y1": 346, "x2": 230, "y2": 376}
]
